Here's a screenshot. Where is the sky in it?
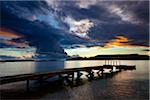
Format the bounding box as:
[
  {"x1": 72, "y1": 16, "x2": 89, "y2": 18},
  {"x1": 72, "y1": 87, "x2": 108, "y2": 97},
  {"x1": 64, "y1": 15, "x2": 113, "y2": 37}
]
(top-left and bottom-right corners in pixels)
[{"x1": 0, "y1": 0, "x2": 149, "y2": 59}]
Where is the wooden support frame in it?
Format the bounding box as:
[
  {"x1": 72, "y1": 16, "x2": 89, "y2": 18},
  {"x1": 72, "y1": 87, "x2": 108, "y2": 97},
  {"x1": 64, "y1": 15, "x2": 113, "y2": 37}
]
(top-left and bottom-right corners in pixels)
[{"x1": 0, "y1": 65, "x2": 136, "y2": 91}]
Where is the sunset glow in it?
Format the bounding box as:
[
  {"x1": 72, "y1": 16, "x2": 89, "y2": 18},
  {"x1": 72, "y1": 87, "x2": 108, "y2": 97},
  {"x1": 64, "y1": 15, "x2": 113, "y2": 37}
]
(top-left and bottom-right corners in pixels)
[{"x1": 0, "y1": 29, "x2": 21, "y2": 39}]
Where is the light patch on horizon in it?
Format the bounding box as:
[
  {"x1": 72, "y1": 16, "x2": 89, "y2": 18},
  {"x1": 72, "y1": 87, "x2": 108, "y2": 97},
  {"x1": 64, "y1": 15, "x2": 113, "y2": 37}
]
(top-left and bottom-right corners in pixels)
[
  {"x1": 65, "y1": 36, "x2": 149, "y2": 57},
  {"x1": 64, "y1": 16, "x2": 94, "y2": 39},
  {"x1": 65, "y1": 46, "x2": 150, "y2": 57},
  {"x1": 0, "y1": 48, "x2": 35, "y2": 59}
]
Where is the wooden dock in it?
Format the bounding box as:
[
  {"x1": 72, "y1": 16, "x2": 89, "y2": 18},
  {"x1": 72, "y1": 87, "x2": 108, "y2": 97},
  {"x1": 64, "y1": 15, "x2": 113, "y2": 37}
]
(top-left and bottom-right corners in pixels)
[{"x1": 0, "y1": 65, "x2": 136, "y2": 91}]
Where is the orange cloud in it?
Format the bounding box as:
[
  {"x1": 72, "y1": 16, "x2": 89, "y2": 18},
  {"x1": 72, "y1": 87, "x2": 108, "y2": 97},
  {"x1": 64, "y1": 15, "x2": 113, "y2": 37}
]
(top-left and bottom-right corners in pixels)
[
  {"x1": 0, "y1": 28, "x2": 28, "y2": 47},
  {"x1": 1, "y1": 39, "x2": 29, "y2": 48},
  {"x1": 105, "y1": 36, "x2": 129, "y2": 48},
  {"x1": 105, "y1": 36, "x2": 149, "y2": 48},
  {"x1": 0, "y1": 28, "x2": 22, "y2": 39}
]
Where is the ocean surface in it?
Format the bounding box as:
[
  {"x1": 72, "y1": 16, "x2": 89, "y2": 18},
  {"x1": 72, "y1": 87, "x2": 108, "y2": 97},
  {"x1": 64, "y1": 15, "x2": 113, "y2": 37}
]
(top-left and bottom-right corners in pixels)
[{"x1": 0, "y1": 60, "x2": 149, "y2": 100}]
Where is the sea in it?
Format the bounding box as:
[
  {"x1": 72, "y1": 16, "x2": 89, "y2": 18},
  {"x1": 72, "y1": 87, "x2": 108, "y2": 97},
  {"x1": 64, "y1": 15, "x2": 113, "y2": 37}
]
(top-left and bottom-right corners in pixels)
[{"x1": 0, "y1": 60, "x2": 149, "y2": 100}]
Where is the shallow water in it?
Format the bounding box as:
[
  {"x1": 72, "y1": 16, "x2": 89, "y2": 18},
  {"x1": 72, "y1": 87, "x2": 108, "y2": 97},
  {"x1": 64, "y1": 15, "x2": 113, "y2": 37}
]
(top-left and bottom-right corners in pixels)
[{"x1": 0, "y1": 60, "x2": 149, "y2": 100}]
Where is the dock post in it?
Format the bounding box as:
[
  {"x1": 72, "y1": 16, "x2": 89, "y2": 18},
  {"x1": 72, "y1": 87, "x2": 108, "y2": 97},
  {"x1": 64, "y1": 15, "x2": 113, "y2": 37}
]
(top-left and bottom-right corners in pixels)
[
  {"x1": 69, "y1": 72, "x2": 74, "y2": 86},
  {"x1": 101, "y1": 68, "x2": 104, "y2": 78},
  {"x1": 39, "y1": 77, "x2": 43, "y2": 87},
  {"x1": 58, "y1": 74, "x2": 63, "y2": 85},
  {"x1": 110, "y1": 67, "x2": 113, "y2": 77},
  {"x1": 71, "y1": 72, "x2": 74, "y2": 82},
  {"x1": 97, "y1": 68, "x2": 101, "y2": 77},
  {"x1": 76, "y1": 71, "x2": 81, "y2": 85},
  {"x1": 26, "y1": 79, "x2": 30, "y2": 91},
  {"x1": 89, "y1": 69, "x2": 94, "y2": 80},
  {"x1": 77, "y1": 71, "x2": 79, "y2": 80},
  {"x1": 76, "y1": 71, "x2": 82, "y2": 85}
]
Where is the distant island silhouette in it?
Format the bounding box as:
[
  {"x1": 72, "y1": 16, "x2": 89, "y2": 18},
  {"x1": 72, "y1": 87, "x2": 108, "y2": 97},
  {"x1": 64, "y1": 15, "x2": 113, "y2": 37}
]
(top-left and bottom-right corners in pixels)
[
  {"x1": 0, "y1": 54, "x2": 149, "y2": 62},
  {"x1": 67, "y1": 54, "x2": 149, "y2": 60}
]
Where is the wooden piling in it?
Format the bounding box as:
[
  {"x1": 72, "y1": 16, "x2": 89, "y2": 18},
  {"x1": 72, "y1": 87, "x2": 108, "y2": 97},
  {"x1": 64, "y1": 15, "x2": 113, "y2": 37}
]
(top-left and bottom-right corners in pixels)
[{"x1": 26, "y1": 79, "x2": 30, "y2": 91}]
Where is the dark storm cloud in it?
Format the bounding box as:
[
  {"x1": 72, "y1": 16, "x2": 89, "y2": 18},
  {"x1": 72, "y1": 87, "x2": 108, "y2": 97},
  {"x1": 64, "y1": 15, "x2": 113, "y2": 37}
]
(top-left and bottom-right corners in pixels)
[
  {"x1": 112, "y1": 1, "x2": 149, "y2": 25},
  {"x1": 56, "y1": 1, "x2": 149, "y2": 24},
  {"x1": 0, "y1": 1, "x2": 50, "y2": 18},
  {"x1": 76, "y1": 1, "x2": 149, "y2": 46},
  {"x1": 55, "y1": 1, "x2": 121, "y2": 23},
  {"x1": 0, "y1": 1, "x2": 91, "y2": 57},
  {"x1": 0, "y1": 0, "x2": 149, "y2": 57},
  {"x1": 1, "y1": 13, "x2": 64, "y2": 55},
  {"x1": 51, "y1": 0, "x2": 149, "y2": 46},
  {"x1": 89, "y1": 22, "x2": 149, "y2": 46}
]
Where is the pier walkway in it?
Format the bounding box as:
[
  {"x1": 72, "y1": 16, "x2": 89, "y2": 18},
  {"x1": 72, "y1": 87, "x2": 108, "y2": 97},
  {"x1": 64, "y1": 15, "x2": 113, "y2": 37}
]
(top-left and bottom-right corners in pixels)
[{"x1": 0, "y1": 64, "x2": 136, "y2": 91}]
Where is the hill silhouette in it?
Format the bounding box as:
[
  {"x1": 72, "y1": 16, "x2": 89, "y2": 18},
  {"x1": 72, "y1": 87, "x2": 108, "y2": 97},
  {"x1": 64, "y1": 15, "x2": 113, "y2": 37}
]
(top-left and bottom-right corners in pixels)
[{"x1": 68, "y1": 54, "x2": 149, "y2": 60}]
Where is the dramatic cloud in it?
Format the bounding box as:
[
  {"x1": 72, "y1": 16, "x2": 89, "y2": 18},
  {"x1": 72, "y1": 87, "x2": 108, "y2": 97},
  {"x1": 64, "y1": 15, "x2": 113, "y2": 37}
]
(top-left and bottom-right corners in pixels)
[
  {"x1": 0, "y1": 0, "x2": 149, "y2": 58},
  {"x1": 76, "y1": 0, "x2": 97, "y2": 9},
  {"x1": 64, "y1": 16, "x2": 94, "y2": 39},
  {"x1": 105, "y1": 36, "x2": 129, "y2": 48},
  {"x1": 107, "y1": 5, "x2": 139, "y2": 24},
  {"x1": 106, "y1": 1, "x2": 149, "y2": 25},
  {"x1": 0, "y1": 1, "x2": 66, "y2": 59}
]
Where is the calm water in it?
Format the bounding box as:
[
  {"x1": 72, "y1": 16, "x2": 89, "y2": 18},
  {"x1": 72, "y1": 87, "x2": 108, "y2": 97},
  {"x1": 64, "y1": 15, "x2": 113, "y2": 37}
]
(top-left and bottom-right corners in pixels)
[{"x1": 0, "y1": 60, "x2": 149, "y2": 100}]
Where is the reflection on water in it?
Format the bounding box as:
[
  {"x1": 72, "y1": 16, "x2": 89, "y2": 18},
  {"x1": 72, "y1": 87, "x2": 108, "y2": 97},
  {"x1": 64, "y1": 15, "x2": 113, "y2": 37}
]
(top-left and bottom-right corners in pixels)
[
  {"x1": 0, "y1": 61, "x2": 64, "y2": 76},
  {"x1": 0, "y1": 60, "x2": 149, "y2": 99},
  {"x1": 35, "y1": 61, "x2": 64, "y2": 73},
  {"x1": 0, "y1": 62, "x2": 35, "y2": 76},
  {"x1": 64, "y1": 60, "x2": 105, "y2": 68},
  {"x1": 0, "y1": 60, "x2": 149, "y2": 78}
]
